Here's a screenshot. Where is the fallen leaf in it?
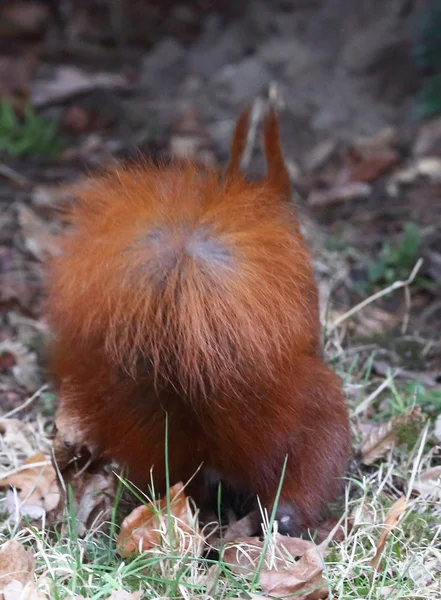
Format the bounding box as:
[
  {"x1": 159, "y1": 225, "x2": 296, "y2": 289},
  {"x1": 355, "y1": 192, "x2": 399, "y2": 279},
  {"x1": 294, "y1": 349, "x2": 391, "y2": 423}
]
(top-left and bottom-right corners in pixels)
[
  {"x1": 0, "y1": 418, "x2": 38, "y2": 457},
  {"x1": 387, "y1": 157, "x2": 441, "y2": 195},
  {"x1": 412, "y1": 157, "x2": 441, "y2": 179},
  {"x1": 18, "y1": 204, "x2": 61, "y2": 261},
  {"x1": 223, "y1": 533, "x2": 325, "y2": 591},
  {"x1": 341, "y1": 128, "x2": 399, "y2": 184},
  {"x1": 259, "y1": 545, "x2": 327, "y2": 600},
  {"x1": 0, "y1": 247, "x2": 41, "y2": 313},
  {"x1": 117, "y1": 482, "x2": 204, "y2": 557},
  {"x1": 3, "y1": 579, "x2": 49, "y2": 600},
  {"x1": 308, "y1": 182, "x2": 371, "y2": 206},
  {"x1": 412, "y1": 466, "x2": 441, "y2": 499},
  {"x1": 223, "y1": 537, "x2": 263, "y2": 572},
  {"x1": 70, "y1": 472, "x2": 116, "y2": 536},
  {"x1": 0, "y1": 340, "x2": 41, "y2": 392},
  {"x1": 3, "y1": 580, "x2": 26, "y2": 600},
  {"x1": 314, "y1": 517, "x2": 349, "y2": 545},
  {"x1": 106, "y1": 591, "x2": 142, "y2": 600},
  {"x1": 0, "y1": 452, "x2": 60, "y2": 518},
  {"x1": 414, "y1": 117, "x2": 441, "y2": 157},
  {"x1": 360, "y1": 406, "x2": 423, "y2": 465},
  {"x1": 0, "y1": 1, "x2": 51, "y2": 37},
  {"x1": 0, "y1": 540, "x2": 35, "y2": 589},
  {"x1": 370, "y1": 496, "x2": 406, "y2": 572},
  {"x1": 408, "y1": 557, "x2": 441, "y2": 588},
  {"x1": 223, "y1": 512, "x2": 258, "y2": 542},
  {"x1": 32, "y1": 66, "x2": 128, "y2": 107},
  {"x1": 344, "y1": 146, "x2": 398, "y2": 183},
  {"x1": 350, "y1": 306, "x2": 401, "y2": 338}
]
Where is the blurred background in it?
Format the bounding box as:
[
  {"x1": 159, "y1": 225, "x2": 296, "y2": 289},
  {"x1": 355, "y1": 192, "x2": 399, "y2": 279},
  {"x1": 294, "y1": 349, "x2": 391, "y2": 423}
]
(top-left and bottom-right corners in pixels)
[{"x1": 1, "y1": 0, "x2": 440, "y2": 411}]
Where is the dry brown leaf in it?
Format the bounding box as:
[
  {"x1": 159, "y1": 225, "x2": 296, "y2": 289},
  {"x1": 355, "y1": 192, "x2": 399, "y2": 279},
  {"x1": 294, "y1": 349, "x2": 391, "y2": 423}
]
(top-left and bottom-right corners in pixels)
[
  {"x1": 343, "y1": 145, "x2": 398, "y2": 184},
  {"x1": 0, "y1": 418, "x2": 36, "y2": 457},
  {"x1": 18, "y1": 204, "x2": 61, "y2": 261},
  {"x1": 414, "y1": 117, "x2": 441, "y2": 157},
  {"x1": 68, "y1": 472, "x2": 116, "y2": 536},
  {"x1": 360, "y1": 406, "x2": 423, "y2": 465},
  {"x1": 0, "y1": 246, "x2": 40, "y2": 313},
  {"x1": 0, "y1": 341, "x2": 40, "y2": 392},
  {"x1": 106, "y1": 591, "x2": 142, "y2": 600},
  {"x1": 3, "y1": 579, "x2": 49, "y2": 600},
  {"x1": 0, "y1": 540, "x2": 35, "y2": 591},
  {"x1": 314, "y1": 517, "x2": 350, "y2": 545},
  {"x1": 117, "y1": 482, "x2": 203, "y2": 557},
  {"x1": 0, "y1": 1, "x2": 51, "y2": 37},
  {"x1": 223, "y1": 512, "x2": 259, "y2": 542},
  {"x1": 388, "y1": 157, "x2": 441, "y2": 195},
  {"x1": 370, "y1": 496, "x2": 406, "y2": 572},
  {"x1": 0, "y1": 452, "x2": 60, "y2": 519},
  {"x1": 350, "y1": 306, "x2": 401, "y2": 338},
  {"x1": 223, "y1": 537, "x2": 263, "y2": 572},
  {"x1": 32, "y1": 66, "x2": 127, "y2": 107},
  {"x1": 259, "y1": 545, "x2": 327, "y2": 600},
  {"x1": 223, "y1": 533, "x2": 326, "y2": 596},
  {"x1": 412, "y1": 466, "x2": 441, "y2": 499}
]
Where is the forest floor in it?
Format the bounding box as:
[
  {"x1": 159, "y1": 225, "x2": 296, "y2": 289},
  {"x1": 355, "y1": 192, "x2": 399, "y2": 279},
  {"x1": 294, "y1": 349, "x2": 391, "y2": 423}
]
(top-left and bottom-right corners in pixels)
[{"x1": 0, "y1": 1, "x2": 440, "y2": 599}]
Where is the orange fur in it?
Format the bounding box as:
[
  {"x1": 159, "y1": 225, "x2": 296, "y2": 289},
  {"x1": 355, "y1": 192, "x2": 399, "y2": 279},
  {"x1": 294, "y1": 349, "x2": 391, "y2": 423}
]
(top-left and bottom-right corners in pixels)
[{"x1": 47, "y1": 108, "x2": 350, "y2": 535}]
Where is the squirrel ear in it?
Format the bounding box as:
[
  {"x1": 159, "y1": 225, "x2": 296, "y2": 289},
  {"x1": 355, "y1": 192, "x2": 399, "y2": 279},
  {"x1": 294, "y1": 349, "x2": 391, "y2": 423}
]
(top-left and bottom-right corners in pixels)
[
  {"x1": 226, "y1": 105, "x2": 291, "y2": 201},
  {"x1": 225, "y1": 108, "x2": 250, "y2": 179},
  {"x1": 263, "y1": 107, "x2": 291, "y2": 201}
]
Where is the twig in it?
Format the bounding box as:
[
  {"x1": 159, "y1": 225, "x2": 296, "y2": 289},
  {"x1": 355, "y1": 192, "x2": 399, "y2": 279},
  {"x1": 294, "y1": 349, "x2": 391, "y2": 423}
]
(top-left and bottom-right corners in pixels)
[
  {"x1": 401, "y1": 283, "x2": 411, "y2": 334},
  {"x1": 406, "y1": 422, "x2": 430, "y2": 504},
  {"x1": 353, "y1": 370, "x2": 400, "y2": 417},
  {"x1": 0, "y1": 163, "x2": 31, "y2": 188},
  {"x1": 327, "y1": 259, "x2": 423, "y2": 333},
  {"x1": 0, "y1": 461, "x2": 51, "y2": 480},
  {"x1": 1, "y1": 384, "x2": 49, "y2": 419}
]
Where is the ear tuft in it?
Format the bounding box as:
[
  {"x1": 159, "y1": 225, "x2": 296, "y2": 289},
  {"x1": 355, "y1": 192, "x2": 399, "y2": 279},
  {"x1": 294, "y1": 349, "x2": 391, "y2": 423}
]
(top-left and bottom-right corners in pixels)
[
  {"x1": 225, "y1": 108, "x2": 251, "y2": 179},
  {"x1": 263, "y1": 107, "x2": 291, "y2": 201}
]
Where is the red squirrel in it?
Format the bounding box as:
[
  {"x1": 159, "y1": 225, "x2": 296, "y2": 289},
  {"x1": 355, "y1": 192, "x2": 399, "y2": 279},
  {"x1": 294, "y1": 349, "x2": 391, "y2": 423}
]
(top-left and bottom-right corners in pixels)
[{"x1": 47, "y1": 107, "x2": 350, "y2": 536}]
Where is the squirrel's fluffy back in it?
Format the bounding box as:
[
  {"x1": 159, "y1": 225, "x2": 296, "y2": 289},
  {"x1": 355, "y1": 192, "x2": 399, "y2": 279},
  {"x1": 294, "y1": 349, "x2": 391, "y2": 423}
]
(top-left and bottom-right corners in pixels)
[{"x1": 47, "y1": 161, "x2": 319, "y2": 397}]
